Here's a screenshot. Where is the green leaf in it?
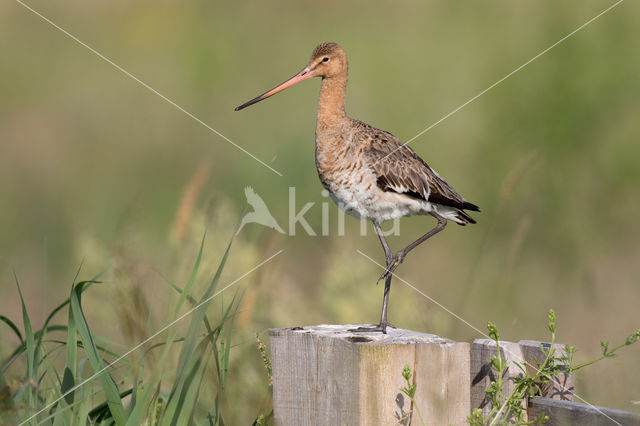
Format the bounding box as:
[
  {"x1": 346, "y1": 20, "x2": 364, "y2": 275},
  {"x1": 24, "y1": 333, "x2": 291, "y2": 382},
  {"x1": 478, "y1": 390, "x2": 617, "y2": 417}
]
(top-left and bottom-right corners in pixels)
[
  {"x1": 0, "y1": 315, "x2": 24, "y2": 344},
  {"x1": 88, "y1": 388, "x2": 133, "y2": 423},
  {"x1": 220, "y1": 294, "x2": 239, "y2": 390},
  {"x1": 14, "y1": 272, "x2": 35, "y2": 409},
  {"x1": 61, "y1": 271, "x2": 96, "y2": 410},
  {"x1": 174, "y1": 340, "x2": 209, "y2": 425},
  {"x1": 162, "y1": 236, "x2": 234, "y2": 425},
  {"x1": 174, "y1": 232, "x2": 206, "y2": 317},
  {"x1": 70, "y1": 281, "x2": 126, "y2": 425},
  {"x1": 61, "y1": 367, "x2": 75, "y2": 405}
]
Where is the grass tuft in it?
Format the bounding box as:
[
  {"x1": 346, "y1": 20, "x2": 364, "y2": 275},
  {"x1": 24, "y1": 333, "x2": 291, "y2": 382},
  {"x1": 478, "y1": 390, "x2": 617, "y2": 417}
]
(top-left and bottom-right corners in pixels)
[{"x1": 0, "y1": 232, "x2": 245, "y2": 425}]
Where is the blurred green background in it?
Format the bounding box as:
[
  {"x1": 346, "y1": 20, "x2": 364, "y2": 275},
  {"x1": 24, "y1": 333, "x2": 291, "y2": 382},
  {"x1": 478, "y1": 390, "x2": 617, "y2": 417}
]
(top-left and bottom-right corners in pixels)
[{"x1": 1, "y1": 0, "x2": 639, "y2": 422}]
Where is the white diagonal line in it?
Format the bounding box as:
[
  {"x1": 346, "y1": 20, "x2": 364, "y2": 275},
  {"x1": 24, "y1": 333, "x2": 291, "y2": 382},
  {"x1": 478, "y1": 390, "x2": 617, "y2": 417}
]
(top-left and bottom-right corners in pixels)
[
  {"x1": 14, "y1": 0, "x2": 283, "y2": 177},
  {"x1": 376, "y1": 0, "x2": 624, "y2": 166},
  {"x1": 356, "y1": 249, "x2": 623, "y2": 426},
  {"x1": 18, "y1": 249, "x2": 284, "y2": 426}
]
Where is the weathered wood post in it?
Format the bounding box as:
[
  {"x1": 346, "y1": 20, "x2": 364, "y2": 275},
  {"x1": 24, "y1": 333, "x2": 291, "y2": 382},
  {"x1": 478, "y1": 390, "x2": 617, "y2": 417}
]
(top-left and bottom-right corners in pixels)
[
  {"x1": 469, "y1": 339, "x2": 575, "y2": 422},
  {"x1": 518, "y1": 340, "x2": 574, "y2": 401},
  {"x1": 269, "y1": 326, "x2": 640, "y2": 425},
  {"x1": 269, "y1": 325, "x2": 470, "y2": 425},
  {"x1": 470, "y1": 338, "x2": 527, "y2": 420}
]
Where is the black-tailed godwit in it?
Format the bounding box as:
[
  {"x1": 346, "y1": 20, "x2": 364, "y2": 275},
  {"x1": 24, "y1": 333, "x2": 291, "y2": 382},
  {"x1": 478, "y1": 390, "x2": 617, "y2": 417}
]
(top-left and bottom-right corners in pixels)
[{"x1": 236, "y1": 42, "x2": 479, "y2": 333}]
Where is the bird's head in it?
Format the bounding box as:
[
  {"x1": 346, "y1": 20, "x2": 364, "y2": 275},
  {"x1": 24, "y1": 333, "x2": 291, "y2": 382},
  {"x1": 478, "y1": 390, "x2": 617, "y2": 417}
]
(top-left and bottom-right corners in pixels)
[
  {"x1": 235, "y1": 42, "x2": 347, "y2": 111},
  {"x1": 306, "y1": 42, "x2": 347, "y2": 79}
]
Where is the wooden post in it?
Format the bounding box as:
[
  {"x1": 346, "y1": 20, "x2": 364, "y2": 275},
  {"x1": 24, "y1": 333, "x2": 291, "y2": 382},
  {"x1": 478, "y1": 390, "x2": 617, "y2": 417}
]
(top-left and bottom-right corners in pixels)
[
  {"x1": 269, "y1": 325, "x2": 470, "y2": 425},
  {"x1": 528, "y1": 397, "x2": 640, "y2": 426},
  {"x1": 470, "y1": 338, "x2": 527, "y2": 421},
  {"x1": 270, "y1": 327, "x2": 638, "y2": 424},
  {"x1": 518, "y1": 340, "x2": 574, "y2": 401}
]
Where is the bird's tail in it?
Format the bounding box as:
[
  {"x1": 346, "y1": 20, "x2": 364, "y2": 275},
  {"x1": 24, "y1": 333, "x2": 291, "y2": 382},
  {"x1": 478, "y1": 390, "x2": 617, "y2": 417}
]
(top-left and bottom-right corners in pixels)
[
  {"x1": 454, "y1": 201, "x2": 480, "y2": 226},
  {"x1": 454, "y1": 209, "x2": 476, "y2": 225}
]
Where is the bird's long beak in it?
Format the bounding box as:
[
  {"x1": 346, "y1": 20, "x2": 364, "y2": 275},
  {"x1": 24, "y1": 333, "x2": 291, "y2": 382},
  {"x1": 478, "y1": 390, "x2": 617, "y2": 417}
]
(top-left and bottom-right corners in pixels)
[{"x1": 235, "y1": 66, "x2": 313, "y2": 111}]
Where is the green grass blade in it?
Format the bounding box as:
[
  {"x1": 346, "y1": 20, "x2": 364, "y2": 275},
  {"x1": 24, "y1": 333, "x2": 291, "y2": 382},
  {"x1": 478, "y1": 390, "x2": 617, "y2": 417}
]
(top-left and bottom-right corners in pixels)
[
  {"x1": 168, "y1": 353, "x2": 204, "y2": 425},
  {"x1": 59, "y1": 272, "x2": 103, "y2": 421},
  {"x1": 125, "y1": 377, "x2": 156, "y2": 426},
  {"x1": 171, "y1": 331, "x2": 218, "y2": 426},
  {"x1": 1, "y1": 277, "x2": 101, "y2": 375},
  {"x1": 145, "y1": 235, "x2": 209, "y2": 425},
  {"x1": 0, "y1": 315, "x2": 24, "y2": 344},
  {"x1": 161, "y1": 236, "x2": 234, "y2": 425},
  {"x1": 4, "y1": 325, "x2": 67, "y2": 373},
  {"x1": 211, "y1": 296, "x2": 240, "y2": 390},
  {"x1": 177, "y1": 237, "x2": 233, "y2": 379},
  {"x1": 162, "y1": 264, "x2": 220, "y2": 363},
  {"x1": 220, "y1": 295, "x2": 239, "y2": 391},
  {"x1": 62, "y1": 281, "x2": 78, "y2": 410},
  {"x1": 128, "y1": 375, "x2": 138, "y2": 414},
  {"x1": 33, "y1": 386, "x2": 102, "y2": 426},
  {"x1": 70, "y1": 281, "x2": 126, "y2": 425},
  {"x1": 88, "y1": 388, "x2": 133, "y2": 423},
  {"x1": 33, "y1": 266, "x2": 97, "y2": 377},
  {"x1": 177, "y1": 339, "x2": 212, "y2": 426},
  {"x1": 174, "y1": 232, "x2": 206, "y2": 317},
  {"x1": 14, "y1": 271, "x2": 36, "y2": 411}
]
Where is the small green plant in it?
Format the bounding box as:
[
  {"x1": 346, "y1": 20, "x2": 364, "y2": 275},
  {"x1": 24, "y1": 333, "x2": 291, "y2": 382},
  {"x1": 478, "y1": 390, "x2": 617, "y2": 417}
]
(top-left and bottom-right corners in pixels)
[
  {"x1": 398, "y1": 365, "x2": 424, "y2": 425},
  {"x1": 467, "y1": 310, "x2": 640, "y2": 425}
]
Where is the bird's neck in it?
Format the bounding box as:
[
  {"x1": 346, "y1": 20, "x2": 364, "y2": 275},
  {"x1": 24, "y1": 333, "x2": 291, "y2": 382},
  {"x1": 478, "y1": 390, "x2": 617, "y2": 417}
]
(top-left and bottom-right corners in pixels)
[{"x1": 316, "y1": 74, "x2": 347, "y2": 132}]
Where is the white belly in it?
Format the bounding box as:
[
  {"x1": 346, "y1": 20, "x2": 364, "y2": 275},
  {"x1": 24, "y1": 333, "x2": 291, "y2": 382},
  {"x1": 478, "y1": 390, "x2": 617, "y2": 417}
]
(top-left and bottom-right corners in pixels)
[
  {"x1": 323, "y1": 175, "x2": 462, "y2": 223},
  {"x1": 320, "y1": 170, "x2": 429, "y2": 222}
]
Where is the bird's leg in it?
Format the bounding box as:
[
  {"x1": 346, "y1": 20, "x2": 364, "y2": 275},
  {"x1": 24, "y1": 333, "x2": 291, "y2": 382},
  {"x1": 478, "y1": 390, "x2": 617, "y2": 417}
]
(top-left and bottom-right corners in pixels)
[
  {"x1": 353, "y1": 216, "x2": 446, "y2": 335},
  {"x1": 374, "y1": 221, "x2": 394, "y2": 333},
  {"x1": 373, "y1": 221, "x2": 393, "y2": 269},
  {"x1": 349, "y1": 221, "x2": 395, "y2": 334},
  {"x1": 350, "y1": 272, "x2": 394, "y2": 334},
  {"x1": 378, "y1": 212, "x2": 447, "y2": 283},
  {"x1": 377, "y1": 273, "x2": 393, "y2": 333}
]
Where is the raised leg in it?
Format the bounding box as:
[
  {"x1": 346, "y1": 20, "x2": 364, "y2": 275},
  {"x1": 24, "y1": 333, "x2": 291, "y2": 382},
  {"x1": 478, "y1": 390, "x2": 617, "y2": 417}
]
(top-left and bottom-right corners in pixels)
[
  {"x1": 378, "y1": 212, "x2": 447, "y2": 284},
  {"x1": 373, "y1": 221, "x2": 393, "y2": 266},
  {"x1": 352, "y1": 214, "x2": 447, "y2": 334}
]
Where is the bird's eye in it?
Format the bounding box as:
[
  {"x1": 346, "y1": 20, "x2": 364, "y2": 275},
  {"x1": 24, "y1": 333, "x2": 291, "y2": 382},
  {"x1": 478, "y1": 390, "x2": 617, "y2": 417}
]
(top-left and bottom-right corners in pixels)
[{"x1": 322, "y1": 57, "x2": 329, "y2": 62}]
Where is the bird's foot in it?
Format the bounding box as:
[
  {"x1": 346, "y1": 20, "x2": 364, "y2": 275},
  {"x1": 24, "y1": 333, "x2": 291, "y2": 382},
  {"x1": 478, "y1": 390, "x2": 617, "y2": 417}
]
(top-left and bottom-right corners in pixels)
[
  {"x1": 377, "y1": 253, "x2": 405, "y2": 284},
  {"x1": 349, "y1": 322, "x2": 395, "y2": 334}
]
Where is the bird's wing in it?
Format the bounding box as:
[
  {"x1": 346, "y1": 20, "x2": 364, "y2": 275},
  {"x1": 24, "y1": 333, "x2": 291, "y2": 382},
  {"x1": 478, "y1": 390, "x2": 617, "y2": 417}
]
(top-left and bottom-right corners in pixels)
[{"x1": 361, "y1": 124, "x2": 473, "y2": 211}]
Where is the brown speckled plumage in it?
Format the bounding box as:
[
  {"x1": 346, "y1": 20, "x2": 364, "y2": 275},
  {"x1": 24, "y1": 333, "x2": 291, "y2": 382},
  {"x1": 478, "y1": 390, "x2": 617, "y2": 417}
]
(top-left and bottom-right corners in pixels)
[{"x1": 308, "y1": 43, "x2": 478, "y2": 225}]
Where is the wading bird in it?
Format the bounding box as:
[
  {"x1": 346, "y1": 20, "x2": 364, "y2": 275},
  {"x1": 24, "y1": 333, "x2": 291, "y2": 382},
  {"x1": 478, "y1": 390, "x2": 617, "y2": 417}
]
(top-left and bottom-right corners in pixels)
[{"x1": 235, "y1": 42, "x2": 479, "y2": 333}]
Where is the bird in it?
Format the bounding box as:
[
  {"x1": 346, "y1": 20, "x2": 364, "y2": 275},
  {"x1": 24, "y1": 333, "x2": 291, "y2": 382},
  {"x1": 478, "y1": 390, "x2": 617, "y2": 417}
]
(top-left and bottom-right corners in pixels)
[
  {"x1": 237, "y1": 186, "x2": 285, "y2": 235},
  {"x1": 235, "y1": 42, "x2": 479, "y2": 333}
]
